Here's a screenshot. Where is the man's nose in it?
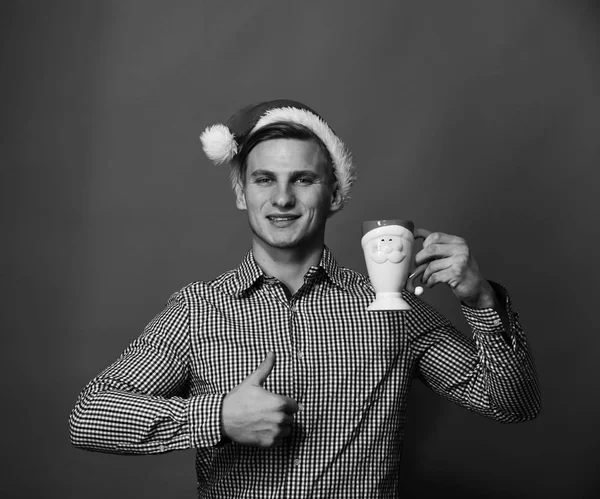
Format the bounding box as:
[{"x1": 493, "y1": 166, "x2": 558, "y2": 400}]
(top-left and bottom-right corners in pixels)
[{"x1": 272, "y1": 183, "x2": 295, "y2": 207}]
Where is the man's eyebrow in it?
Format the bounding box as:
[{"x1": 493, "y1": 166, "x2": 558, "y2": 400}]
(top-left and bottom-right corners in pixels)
[
  {"x1": 249, "y1": 169, "x2": 320, "y2": 178},
  {"x1": 249, "y1": 169, "x2": 275, "y2": 177},
  {"x1": 291, "y1": 170, "x2": 319, "y2": 177}
]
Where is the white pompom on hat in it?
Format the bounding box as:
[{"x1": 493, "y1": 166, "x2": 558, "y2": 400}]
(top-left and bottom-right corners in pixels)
[{"x1": 199, "y1": 99, "x2": 356, "y2": 206}]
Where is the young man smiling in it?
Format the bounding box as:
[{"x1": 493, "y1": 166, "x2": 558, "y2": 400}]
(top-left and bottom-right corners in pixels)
[
  {"x1": 70, "y1": 99, "x2": 541, "y2": 498},
  {"x1": 235, "y1": 123, "x2": 343, "y2": 296}
]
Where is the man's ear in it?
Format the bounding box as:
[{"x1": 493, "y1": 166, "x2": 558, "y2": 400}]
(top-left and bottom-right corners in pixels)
[
  {"x1": 329, "y1": 184, "x2": 343, "y2": 214},
  {"x1": 235, "y1": 183, "x2": 247, "y2": 210}
]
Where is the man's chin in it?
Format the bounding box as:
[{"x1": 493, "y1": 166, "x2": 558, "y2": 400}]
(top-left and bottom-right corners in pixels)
[
  {"x1": 256, "y1": 233, "x2": 304, "y2": 250},
  {"x1": 251, "y1": 225, "x2": 321, "y2": 251},
  {"x1": 266, "y1": 239, "x2": 301, "y2": 249}
]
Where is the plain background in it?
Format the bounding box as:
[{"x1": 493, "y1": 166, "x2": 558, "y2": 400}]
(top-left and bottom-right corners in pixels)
[{"x1": 3, "y1": 1, "x2": 599, "y2": 497}]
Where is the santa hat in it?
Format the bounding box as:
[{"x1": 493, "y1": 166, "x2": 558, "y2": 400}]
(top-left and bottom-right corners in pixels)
[{"x1": 199, "y1": 99, "x2": 356, "y2": 206}]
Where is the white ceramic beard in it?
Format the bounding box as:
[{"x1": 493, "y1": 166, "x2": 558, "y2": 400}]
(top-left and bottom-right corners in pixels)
[{"x1": 361, "y1": 224, "x2": 414, "y2": 311}]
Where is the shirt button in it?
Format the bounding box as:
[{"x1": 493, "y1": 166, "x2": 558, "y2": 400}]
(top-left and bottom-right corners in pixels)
[
  {"x1": 293, "y1": 459, "x2": 301, "y2": 467},
  {"x1": 297, "y1": 351, "x2": 304, "y2": 359},
  {"x1": 493, "y1": 318, "x2": 502, "y2": 327},
  {"x1": 158, "y1": 444, "x2": 166, "y2": 452},
  {"x1": 299, "y1": 403, "x2": 304, "y2": 412}
]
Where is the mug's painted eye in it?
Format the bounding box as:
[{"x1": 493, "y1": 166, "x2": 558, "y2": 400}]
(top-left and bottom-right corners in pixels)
[{"x1": 389, "y1": 239, "x2": 392, "y2": 241}]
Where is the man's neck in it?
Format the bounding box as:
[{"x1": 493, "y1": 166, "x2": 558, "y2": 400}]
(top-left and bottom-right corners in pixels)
[{"x1": 252, "y1": 240, "x2": 324, "y2": 296}]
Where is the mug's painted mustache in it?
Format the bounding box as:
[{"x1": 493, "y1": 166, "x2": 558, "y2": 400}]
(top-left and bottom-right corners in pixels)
[{"x1": 370, "y1": 249, "x2": 405, "y2": 264}]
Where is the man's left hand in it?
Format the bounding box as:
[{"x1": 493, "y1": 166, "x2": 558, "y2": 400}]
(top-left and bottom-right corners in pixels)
[{"x1": 407, "y1": 228, "x2": 498, "y2": 309}]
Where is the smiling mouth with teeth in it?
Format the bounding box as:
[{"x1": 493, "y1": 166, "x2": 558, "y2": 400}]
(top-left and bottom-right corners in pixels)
[{"x1": 268, "y1": 216, "x2": 299, "y2": 221}]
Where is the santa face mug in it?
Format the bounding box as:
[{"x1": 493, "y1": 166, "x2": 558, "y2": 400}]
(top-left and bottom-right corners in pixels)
[{"x1": 361, "y1": 219, "x2": 422, "y2": 311}]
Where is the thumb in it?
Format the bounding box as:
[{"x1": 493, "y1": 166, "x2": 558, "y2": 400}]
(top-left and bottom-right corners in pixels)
[{"x1": 245, "y1": 351, "x2": 275, "y2": 386}]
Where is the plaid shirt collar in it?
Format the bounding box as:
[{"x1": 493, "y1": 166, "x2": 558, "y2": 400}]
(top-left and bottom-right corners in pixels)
[{"x1": 234, "y1": 245, "x2": 347, "y2": 295}]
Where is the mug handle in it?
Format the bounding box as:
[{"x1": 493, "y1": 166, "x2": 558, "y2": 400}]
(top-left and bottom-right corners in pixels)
[{"x1": 406, "y1": 228, "x2": 432, "y2": 296}]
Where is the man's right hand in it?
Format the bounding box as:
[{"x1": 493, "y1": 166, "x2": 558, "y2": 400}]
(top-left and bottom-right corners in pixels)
[{"x1": 221, "y1": 351, "x2": 298, "y2": 447}]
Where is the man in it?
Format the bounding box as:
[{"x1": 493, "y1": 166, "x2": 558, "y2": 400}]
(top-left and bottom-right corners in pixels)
[{"x1": 70, "y1": 99, "x2": 540, "y2": 497}]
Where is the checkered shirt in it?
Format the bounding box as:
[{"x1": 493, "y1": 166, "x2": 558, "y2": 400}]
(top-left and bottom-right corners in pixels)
[{"x1": 69, "y1": 247, "x2": 540, "y2": 498}]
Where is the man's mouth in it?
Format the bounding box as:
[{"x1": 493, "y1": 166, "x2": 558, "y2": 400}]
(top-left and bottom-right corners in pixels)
[
  {"x1": 267, "y1": 215, "x2": 300, "y2": 227},
  {"x1": 267, "y1": 215, "x2": 300, "y2": 222}
]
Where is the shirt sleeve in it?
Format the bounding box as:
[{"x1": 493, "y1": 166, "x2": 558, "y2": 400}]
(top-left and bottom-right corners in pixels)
[
  {"x1": 409, "y1": 282, "x2": 541, "y2": 423},
  {"x1": 69, "y1": 291, "x2": 225, "y2": 454}
]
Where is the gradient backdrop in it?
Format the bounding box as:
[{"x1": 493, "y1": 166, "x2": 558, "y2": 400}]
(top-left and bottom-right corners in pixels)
[{"x1": 3, "y1": 1, "x2": 599, "y2": 497}]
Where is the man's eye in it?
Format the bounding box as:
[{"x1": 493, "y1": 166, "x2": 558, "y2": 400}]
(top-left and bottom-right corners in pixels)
[
  {"x1": 255, "y1": 177, "x2": 273, "y2": 184},
  {"x1": 295, "y1": 177, "x2": 313, "y2": 184}
]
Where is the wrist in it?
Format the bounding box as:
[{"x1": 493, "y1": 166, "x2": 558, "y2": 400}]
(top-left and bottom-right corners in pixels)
[{"x1": 464, "y1": 281, "x2": 497, "y2": 309}]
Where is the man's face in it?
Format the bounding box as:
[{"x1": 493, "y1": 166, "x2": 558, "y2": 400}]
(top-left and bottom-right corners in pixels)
[{"x1": 236, "y1": 138, "x2": 342, "y2": 251}]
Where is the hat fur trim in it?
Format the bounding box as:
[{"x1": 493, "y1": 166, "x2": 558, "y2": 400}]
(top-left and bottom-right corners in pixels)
[{"x1": 251, "y1": 107, "x2": 356, "y2": 203}]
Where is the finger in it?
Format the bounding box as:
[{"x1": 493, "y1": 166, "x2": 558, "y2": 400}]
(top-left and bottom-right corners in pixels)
[
  {"x1": 422, "y1": 231, "x2": 466, "y2": 248},
  {"x1": 255, "y1": 430, "x2": 281, "y2": 448},
  {"x1": 421, "y1": 267, "x2": 458, "y2": 289},
  {"x1": 274, "y1": 412, "x2": 296, "y2": 426},
  {"x1": 271, "y1": 426, "x2": 292, "y2": 446},
  {"x1": 413, "y1": 228, "x2": 453, "y2": 270},
  {"x1": 414, "y1": 242, "x2": 461, "y2": 267},
  {"x1": 280, "y1": 396, "x2": 299, "y2": 415},
  {"x1": 413, "y1": 227, "x2": 432, "y2": 241},
  {"x1": 245, "y1": 351, "x2": 275, "y2": 386},
  {"x1": 421, "y1": 258, "x2": 453, "y2": 286}
]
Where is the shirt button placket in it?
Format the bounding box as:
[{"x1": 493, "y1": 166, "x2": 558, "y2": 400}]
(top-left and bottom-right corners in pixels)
[
  {"x1": 290, "y1": 303, "x2": 305, "y2": 397},
  {"x1": 289, "y1": 300, "x2": 306, "y2": 443}
]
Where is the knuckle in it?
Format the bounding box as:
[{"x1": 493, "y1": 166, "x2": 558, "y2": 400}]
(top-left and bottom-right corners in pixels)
[
  {"x1": 452, "y1": 266, "x2": 462, "y2": 279},
  {"x1": 455, "y1": 253, "x2": 469, "y2": 266}
]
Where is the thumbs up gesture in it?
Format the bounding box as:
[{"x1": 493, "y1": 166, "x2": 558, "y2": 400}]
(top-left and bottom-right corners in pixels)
[{"x1": 221, "y1": 352, "x2": 299, "y2": 447}]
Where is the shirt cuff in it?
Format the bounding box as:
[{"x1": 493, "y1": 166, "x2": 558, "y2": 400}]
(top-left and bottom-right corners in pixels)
[
  {"x1": 461, "y1": 304, "x2": 504, "y2": 334},
  {"x1": 461, "y1": 281, "x2": 514, "y2": 335},
  {"x1": 188, "y1": 393, "x2": 227, "y2": 448}
]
